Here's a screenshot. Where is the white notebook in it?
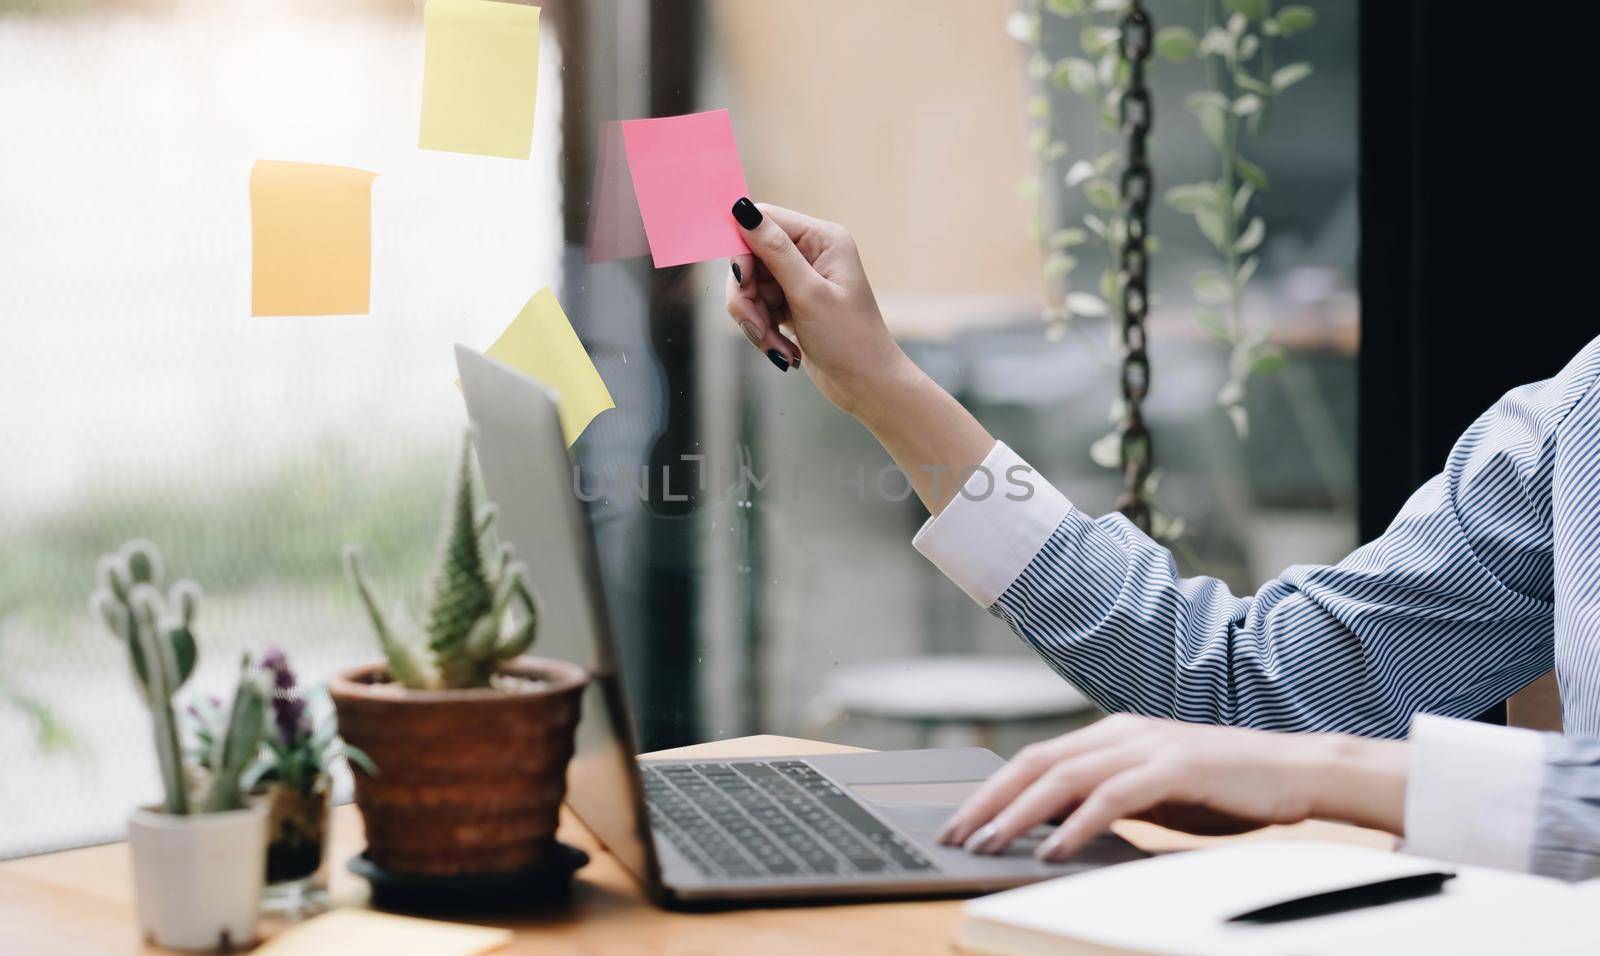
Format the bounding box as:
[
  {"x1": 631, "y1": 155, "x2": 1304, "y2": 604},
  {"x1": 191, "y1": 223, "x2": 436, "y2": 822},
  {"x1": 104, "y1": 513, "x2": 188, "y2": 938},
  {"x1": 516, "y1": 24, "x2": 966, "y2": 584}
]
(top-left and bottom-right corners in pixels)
[{"x1": 957, "y1": 842, "x2": 1590, "y2": 956}]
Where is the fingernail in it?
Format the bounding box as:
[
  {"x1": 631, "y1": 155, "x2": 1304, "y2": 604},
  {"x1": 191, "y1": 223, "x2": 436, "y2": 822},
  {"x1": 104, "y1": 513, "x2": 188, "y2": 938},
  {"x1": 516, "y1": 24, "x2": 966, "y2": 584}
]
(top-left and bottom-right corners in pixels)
[
  {"x1": 732, "y1": 197, "x2": 763, "y2": 230},
  {"x1": 766, "y1": 348, "x2": 790, "y2": 372},
  {"x1": 935, "y1": 819, "x2": 962, "y2": 845},
  {"x1": 964, "y1": 823, "x2": 1003, "y2": 855},
  {"x1": 1034, "y1": 833, "x2": 1067, "y2": 862},
  {"x1": 740, "y1": 321, "x2": 763, "y2": 348},
  {"x1": 731, "y1": 261, "x2": 743, "y2": 284}
]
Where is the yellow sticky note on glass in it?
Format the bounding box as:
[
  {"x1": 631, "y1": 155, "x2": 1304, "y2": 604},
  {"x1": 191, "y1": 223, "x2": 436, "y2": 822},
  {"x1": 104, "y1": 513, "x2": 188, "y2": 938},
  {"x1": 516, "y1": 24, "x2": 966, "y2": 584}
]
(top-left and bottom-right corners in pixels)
[
  {"x1": 252, "y1": 909, "x2": 510, "y2": 956},
  {"x1": 474, "y1": 288, "x2": 614, "y2": 446},
  {"x1": 420, "y1": 0, "x2": 541, "y2": 160},
  {"x1": 250, "y1": 160, "x2": 377, "y2": 317}
]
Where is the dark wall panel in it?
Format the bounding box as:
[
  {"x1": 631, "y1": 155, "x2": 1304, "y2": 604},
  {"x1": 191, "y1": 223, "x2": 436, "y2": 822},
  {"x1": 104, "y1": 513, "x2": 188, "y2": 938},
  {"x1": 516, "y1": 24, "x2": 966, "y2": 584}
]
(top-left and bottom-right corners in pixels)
[{"x1": 1359, "y1": 1, "x2": 1595, "y2": 543}]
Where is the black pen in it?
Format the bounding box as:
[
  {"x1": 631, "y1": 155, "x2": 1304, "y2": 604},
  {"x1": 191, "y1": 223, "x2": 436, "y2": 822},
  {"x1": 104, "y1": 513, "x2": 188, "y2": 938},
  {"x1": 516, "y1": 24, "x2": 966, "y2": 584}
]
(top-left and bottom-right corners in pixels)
[{"x1": 1226, "y1": 871, "x2": 1457, "y2": 924}]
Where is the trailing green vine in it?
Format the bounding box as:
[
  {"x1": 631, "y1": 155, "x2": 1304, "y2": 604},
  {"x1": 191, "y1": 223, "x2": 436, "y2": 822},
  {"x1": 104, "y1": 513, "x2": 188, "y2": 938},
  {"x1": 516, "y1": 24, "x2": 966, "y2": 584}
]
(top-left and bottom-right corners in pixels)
[
  {"x1": 1157, "y1": 0, "x2": 1316, "y2": 438},
  {"x1": 1009, "y1": 0, "x2": 1135, "y2": 344},
  {"x1": 1010, "y1": 0, "x2": 1318, "y2": 469}
]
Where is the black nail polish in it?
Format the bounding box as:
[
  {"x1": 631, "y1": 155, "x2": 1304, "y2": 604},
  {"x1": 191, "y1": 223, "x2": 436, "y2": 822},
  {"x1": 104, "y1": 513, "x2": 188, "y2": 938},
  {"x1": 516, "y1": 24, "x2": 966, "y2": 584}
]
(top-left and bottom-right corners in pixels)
[
  {"x1": 731, "y1": 261, "x2": 743, "y2": 284},
  {"x1": 766, "y1": 348, "x2": 790, "y2": 372},
  {"x1": 732, "y1": 198, "x2": 763, "y2": 230}
]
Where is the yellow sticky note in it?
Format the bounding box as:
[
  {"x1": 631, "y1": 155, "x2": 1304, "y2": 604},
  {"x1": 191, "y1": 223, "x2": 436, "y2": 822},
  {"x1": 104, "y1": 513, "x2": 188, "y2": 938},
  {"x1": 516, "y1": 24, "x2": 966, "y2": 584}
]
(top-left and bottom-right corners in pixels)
[
  {"x1": 252, "y1": 909, "x2": 510, "y2": 956},
  {"x1": 420, "y1": 0, "x2": 541, "y2": 160},
  {"x1": 476, "y1": 287, "x2": 615, "y2": 446},
  {"x1": 250, "y1": 160, "x2": 377, "y2": 317}
]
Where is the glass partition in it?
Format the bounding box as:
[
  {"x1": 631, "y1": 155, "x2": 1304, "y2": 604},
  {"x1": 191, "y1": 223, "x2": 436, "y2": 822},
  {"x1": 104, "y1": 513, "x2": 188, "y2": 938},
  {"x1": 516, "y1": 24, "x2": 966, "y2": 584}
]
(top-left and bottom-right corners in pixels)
[{"x1": 0, "y1": 0, "x2": 1356, "y2": 857}]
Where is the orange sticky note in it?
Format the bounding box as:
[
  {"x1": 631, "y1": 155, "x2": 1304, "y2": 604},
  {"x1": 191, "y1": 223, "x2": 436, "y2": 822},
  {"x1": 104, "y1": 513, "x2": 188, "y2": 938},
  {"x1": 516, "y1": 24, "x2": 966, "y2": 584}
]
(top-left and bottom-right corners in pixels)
[{"x1": 250, "y1": 160, "x2": 378, "y2": 316}]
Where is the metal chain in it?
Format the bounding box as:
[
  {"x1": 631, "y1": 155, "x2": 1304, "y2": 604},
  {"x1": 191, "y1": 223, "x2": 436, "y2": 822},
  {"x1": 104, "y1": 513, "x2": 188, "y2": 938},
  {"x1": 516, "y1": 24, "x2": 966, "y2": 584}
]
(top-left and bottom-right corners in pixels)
[{"x1": 1114, "y1": 0, "x2": 1155, "y2": 534}]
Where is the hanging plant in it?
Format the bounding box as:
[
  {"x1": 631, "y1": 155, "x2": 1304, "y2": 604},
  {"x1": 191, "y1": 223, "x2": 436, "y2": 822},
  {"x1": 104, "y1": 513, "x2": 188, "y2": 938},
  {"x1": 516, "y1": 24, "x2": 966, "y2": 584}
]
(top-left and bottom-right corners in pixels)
[
  {"x1": 1009, "y1": 0, "x2": 1319, "y2": 535},
  {"x1": 1154, "y1": 0, "x2": 1316, "y2": 438},
  {"x1": 1009, "y1": 0, "x2": 1139, "y2": 342}
]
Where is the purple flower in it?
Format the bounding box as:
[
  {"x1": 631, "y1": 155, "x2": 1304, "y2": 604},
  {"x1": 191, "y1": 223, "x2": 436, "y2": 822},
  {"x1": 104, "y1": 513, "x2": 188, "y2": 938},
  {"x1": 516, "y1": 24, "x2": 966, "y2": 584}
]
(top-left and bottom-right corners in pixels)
[
  {"x1": 259, "y1": 646, "x2": 296, "y2": 691},
  {"x1": 259, "y1": 647, "x2": 307, "y2": 746},
  {"x1": 278, "y1": 693, "x2": 308, "y2": 746}
]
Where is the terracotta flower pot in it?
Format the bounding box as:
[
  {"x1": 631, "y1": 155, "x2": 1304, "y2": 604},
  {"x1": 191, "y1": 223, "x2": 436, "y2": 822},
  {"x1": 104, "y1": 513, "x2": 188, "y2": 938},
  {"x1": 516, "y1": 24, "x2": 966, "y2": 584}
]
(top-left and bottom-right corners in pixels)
[{"x1": 328, "y1": 656, "x2": 588, "y2": 877}]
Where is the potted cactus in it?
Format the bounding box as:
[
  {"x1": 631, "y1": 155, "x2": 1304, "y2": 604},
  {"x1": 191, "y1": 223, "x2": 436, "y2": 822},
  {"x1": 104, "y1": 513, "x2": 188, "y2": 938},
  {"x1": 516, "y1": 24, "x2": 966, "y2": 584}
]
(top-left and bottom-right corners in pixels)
[
  {"x1": 329, "y1": 432, "x2": 588, "y2": 880},
  {"x1": 90, "y1": 540, "x2": 271, "y2": 952},
  {"x1": 184, "y1": 648, "x2": 373, "y2": 915}
]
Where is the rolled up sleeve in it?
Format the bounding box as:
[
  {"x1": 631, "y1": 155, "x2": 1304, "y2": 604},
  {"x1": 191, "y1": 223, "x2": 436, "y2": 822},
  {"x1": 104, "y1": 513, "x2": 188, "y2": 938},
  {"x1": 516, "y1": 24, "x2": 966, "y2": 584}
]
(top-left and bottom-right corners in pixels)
[{"x1": 907, "y1": 354, "x2": 1577, "y2": 734}]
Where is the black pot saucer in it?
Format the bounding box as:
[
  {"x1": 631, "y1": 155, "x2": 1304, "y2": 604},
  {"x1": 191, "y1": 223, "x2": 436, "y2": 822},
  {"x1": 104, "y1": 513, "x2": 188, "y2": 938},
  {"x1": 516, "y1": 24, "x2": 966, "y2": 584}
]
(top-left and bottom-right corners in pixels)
[{"x1": 347, "y1": 841, "x2": 589, "y2": 913}]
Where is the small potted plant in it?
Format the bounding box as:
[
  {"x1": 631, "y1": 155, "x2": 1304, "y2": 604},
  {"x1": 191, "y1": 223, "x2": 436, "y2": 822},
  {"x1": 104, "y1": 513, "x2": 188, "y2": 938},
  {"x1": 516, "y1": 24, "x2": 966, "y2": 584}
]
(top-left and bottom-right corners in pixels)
[
  {"x1": 192, "y1": 648, "x2": 374, "y2": 914},
  {"x1": 330, "y1": 432, "x2": 588, "y2": 879},
  {"x1": 90, "y1": 540, "x2": 270, "y2": 952}
]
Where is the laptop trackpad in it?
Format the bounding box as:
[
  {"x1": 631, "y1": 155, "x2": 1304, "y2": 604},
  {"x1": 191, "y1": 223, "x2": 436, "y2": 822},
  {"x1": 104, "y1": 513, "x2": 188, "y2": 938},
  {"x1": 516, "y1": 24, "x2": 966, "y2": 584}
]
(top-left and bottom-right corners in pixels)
[
  {"x1": 849, "y1": 780, "x2": 984, "y2": 834},
  {"x1": 849, "y1": 780, "x2": 983, "y2": 806},
  {"x1": 804, "y1": 747, "x2": 1002, "y2": 834}
]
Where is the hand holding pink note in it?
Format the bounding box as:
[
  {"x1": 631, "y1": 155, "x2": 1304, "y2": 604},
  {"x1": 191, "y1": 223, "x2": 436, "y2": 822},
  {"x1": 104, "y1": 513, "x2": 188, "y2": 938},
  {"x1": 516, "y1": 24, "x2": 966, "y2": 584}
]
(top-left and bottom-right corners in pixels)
[{"x1": 620, "y1": 109, "x2": 751, "y2": 268}]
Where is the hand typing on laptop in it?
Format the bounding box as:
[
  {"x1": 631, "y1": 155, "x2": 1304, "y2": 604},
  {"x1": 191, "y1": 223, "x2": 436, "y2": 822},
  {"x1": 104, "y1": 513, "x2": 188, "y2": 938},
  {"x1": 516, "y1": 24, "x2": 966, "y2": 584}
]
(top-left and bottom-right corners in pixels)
[{"x1": 936, "y1": 716, "x2": 1409, "y2": 863}]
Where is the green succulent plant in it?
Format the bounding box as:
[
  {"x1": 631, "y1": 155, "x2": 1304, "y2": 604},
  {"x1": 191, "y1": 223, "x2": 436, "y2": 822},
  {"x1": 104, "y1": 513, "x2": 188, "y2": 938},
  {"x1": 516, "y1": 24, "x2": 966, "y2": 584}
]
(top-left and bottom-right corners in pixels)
[
  {"x1": 344, "y1": 431, "x2": 540, "y2": 690},
  {"x1": 90, "y1": 539, "x2": 267, "y2": 814}
]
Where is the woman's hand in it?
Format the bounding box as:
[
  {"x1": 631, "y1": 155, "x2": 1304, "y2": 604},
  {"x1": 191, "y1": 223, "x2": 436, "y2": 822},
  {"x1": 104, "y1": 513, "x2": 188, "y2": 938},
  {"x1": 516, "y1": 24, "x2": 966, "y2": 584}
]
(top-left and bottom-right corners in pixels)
[
  {"x1": 936, "y1": 714, "x2": 1410, "y2": 862},
  {"x1": 724, "y1": 199, "x2": 911, "y2": 419},
  {"x1": 723, "y1": 198, "x2": 996, "y2": 515}
]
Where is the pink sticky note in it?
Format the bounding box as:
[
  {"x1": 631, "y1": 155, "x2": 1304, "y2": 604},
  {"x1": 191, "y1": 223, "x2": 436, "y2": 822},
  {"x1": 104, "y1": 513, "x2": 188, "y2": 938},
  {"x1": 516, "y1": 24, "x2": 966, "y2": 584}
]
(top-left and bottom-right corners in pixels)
[
  {"x1": 620, "y1": 109, "x2": 751, "y2": 269},
  {"x1": 585, "y1": 121, "x2": 652, "y2": 264}
]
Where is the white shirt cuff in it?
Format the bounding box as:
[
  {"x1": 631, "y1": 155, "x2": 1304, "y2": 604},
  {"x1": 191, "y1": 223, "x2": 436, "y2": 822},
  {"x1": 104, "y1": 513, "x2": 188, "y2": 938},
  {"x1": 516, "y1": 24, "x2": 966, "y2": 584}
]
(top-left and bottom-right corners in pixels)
[
  {"x1": 1404, "y1": 713, "x2": 1543, "y2": 872},
  {"x1": 911, "y1": 441, "x2": 1073, "y2": 607}
]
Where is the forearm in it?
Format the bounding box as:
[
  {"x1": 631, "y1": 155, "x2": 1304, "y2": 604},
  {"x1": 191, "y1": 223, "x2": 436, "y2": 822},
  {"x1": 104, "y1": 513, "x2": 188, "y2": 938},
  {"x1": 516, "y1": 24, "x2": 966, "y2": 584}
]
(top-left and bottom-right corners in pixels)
[
  {"x1": 1304, "y1": 734, "x2": 1410, "y2": 835},
  {"x1": 852, "y1": 355, "x2": 995, "y2": 515}
]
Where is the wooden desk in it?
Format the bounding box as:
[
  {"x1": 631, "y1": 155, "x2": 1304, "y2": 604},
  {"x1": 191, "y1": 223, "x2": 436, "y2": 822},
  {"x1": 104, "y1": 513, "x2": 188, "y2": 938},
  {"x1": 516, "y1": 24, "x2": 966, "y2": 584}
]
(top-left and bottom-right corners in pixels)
[{"x1": 0, "y1": 735, "x2": 1394, "y2": 955}]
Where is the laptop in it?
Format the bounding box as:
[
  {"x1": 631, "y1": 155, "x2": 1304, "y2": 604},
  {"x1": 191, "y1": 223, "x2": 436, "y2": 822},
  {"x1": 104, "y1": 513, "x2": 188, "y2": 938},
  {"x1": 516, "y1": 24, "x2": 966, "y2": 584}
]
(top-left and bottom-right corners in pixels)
[{"x1": 454, "y1": 344, "x2": 1145, "y2": 906}]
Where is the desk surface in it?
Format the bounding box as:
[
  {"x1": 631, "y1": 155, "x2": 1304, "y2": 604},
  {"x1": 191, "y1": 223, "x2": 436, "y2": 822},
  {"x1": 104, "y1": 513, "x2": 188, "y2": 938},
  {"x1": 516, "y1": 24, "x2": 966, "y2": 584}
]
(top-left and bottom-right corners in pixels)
[{"x1": 0, "y1": 735, "x2": 1394, "y2": 955}]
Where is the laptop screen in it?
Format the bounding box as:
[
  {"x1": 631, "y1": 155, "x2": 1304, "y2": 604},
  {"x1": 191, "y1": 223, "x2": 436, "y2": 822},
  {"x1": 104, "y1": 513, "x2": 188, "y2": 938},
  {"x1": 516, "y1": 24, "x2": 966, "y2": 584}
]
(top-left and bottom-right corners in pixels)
[{"x1": 455, "y1": 345, "x2": 659, "y2": 888}]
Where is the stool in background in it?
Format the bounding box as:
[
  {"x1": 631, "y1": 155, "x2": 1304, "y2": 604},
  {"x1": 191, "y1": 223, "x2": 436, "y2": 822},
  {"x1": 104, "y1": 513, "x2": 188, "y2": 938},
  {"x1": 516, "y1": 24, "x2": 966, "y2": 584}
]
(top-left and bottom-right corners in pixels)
[{"x1": 805, "y1": 656, "x2": 1098, "y2": 752}]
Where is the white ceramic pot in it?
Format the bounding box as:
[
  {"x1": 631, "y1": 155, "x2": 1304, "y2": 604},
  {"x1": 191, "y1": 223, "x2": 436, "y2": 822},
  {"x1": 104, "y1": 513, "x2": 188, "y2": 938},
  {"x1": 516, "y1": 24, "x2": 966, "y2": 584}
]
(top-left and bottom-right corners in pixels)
[{"x1": 127, "y1": 799, "x2": 269, "y2": 951}]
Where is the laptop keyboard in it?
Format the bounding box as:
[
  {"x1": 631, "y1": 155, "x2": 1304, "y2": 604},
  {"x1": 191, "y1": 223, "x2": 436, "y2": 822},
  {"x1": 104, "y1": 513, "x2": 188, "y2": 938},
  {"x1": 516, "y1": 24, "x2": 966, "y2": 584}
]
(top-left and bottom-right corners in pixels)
[{"x1": 642, "y1": 760, "x2": 938, "y2": 880}]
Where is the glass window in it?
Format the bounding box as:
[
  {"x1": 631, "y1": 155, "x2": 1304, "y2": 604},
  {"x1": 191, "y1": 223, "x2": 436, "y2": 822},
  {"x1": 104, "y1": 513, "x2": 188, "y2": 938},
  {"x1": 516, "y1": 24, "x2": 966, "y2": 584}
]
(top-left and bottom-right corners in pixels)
[{"x1": 1, "y1": 0, "x2": 1355, "y2": 857}]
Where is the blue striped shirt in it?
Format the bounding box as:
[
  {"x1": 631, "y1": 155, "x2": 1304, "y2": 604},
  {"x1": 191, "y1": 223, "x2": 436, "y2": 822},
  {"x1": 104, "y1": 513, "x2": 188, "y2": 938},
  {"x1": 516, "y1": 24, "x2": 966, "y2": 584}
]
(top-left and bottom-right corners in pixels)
[{"x1": 917, "y1": 335, "x2": 1600, "y2": 879}]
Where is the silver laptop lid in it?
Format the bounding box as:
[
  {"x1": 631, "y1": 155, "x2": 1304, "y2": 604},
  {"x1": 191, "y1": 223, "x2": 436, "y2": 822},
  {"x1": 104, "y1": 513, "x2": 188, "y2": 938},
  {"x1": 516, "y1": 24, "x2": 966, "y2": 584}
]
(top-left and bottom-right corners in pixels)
[{"x1": 453, "y1": 343, "x2": 661, "y2": 892}]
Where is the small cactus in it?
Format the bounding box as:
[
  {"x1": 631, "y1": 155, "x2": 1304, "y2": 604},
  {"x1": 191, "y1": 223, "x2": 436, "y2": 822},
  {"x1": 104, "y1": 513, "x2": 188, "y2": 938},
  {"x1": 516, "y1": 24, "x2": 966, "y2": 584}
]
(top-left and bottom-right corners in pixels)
[
  {"x1": 90, "y1": 540, "x2": 267, "y2": 815},
  {"x1": 91, "y1": 541, "x2": 198, "y2": 814},
  {"x1": 202, "y1": 656, "x2": 268, "y2": 813},
  {"x1": 344, "y1": 431, "x2": 540, "y2": 690}
]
